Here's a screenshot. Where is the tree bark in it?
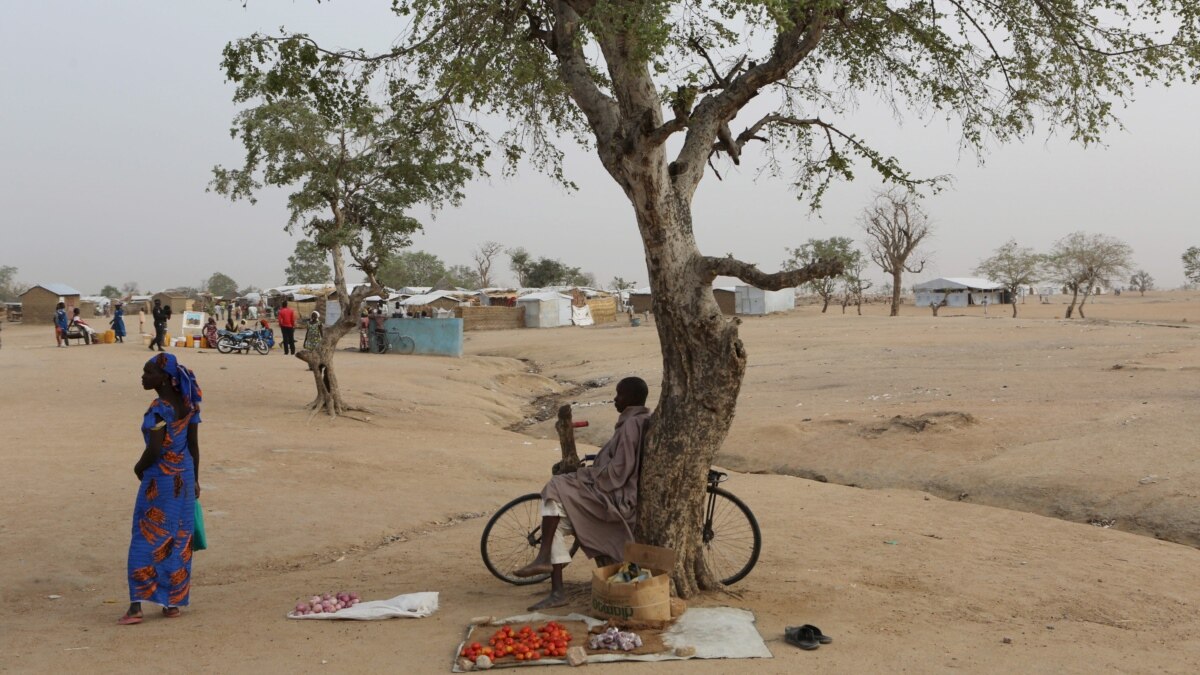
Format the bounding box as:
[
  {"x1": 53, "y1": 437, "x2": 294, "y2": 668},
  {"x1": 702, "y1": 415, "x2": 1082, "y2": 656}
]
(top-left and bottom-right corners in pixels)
[
  {"x1": 294, "y1": 239, "x2": 377, "y2": 417},
  {"x1": 1078, "y1": 288, "x2": 1092, "y2": 319},
  {"x1": 1065, "y1": 286, "x2": 1079, "y2": 318},
  {"x1": 1011, "y1": 300, "x2": 1018, "y2": 318},
  {"x1": 889, "y1": 270, "x2": 903, "y2": 316}
]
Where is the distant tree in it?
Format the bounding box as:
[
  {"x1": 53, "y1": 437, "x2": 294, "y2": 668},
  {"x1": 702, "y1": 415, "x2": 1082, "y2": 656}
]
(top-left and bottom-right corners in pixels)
[
  {"x1": 237, "y1": 285, "x2": 262, "y2": 297},
  {"x1": 863, "y1": 190, "x2": 931, "y2": 316},
  {"x1": 285, "y1": 240, "x2": 332, "y2": 285},
  {"x1": 1129, "y1": 270, "x2": 1154, "y2": 296},
  {"x1": 1184, "y1": 247, "x2": 1200, "y2": 284},
  {"x1": 120, "y1": 281, "x2": 139, "y2": 296},
  {"x1": 509, "y1": 247, "x2": 590, "y2": 287},
  {"x1": 609, "y1": 277, "x2": 636, "y2": 292},
  {"x1": 0, "y1": 266, "x2": 24, "y2": 302},
  {"x1": 472, "y1": 241, "x2": 504, "y2": 288},
  {"x1": 508, "y1": 247, "x2": 533, "y2": 287},
  {"x1": 784, "y1": 237, "x2": 857, "y2": 313},
  {"x1": 212, "y1": 54, "x2": 477, "y2": 417},
  {"x1": 840, "y1": 254, "x2": 872, "y2": 315},
  {"x1": 445, "y1": 264, "x2": 481, "y2": 289},
  {"x1": 379, "y1": 251, "x2": 449, "y2": 288},
  {"x1": 1045, "y1": 232, "x2": 1132, "y2": 319},
  {"x1": 206, "y1": 272, "x2": 239, "y2": 299},
  {"x1": 99, "y1": 285, "x2": 122, "y2": 299},
  {"x1": 975, "y1": 240, "x2": 1042, "y2": 318}
]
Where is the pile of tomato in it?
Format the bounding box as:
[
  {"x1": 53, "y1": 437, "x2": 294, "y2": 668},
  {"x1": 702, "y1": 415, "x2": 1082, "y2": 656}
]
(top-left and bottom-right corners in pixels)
[{"x1": 459, "y1": 621, "x2": 574, "y2": 664}]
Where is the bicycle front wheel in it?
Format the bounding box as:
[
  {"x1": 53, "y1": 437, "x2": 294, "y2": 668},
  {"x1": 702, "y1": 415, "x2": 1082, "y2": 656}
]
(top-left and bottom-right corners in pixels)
[
  {"x1": 481, "y1": 493, "x2": 550, "y2": 586},
  {"x1": 396, "y1": 336, "x2": 415, "y2": 355},
  {"x1": 702, "y1": 487, "x2": 762, "y2": 586}
]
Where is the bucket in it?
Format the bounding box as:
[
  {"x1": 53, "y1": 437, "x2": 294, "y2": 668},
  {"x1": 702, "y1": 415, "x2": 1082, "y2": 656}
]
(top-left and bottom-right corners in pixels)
[
  {"x1": 185, "y1": 335, "x2": 194, "y2": 348},
  {"x1": 103, "y1": 330, "x2": 115, "y2": 344},
  {"x1": 630, "y1": 317, "x2": 641, "y2": 327},
  {"x1": 142, "y1": 334, "x2": 152, "y2": 347}
]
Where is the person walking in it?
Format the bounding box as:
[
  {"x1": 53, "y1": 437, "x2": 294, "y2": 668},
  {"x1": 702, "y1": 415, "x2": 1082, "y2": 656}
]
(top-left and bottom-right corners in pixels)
[
  {"x1": 139, "y1": 308, "x2": 146, "y2": 335},
  {"x1": 54, "y1": 301, "x2": 69, "y2": 347},
  {"x1": 277, "y1": 300, "x2": 297, "y2": 355},
  {"x1": 150, "y1": 299, "x2": 168, "y2": 352},
  {"x1": 120, "y1": 352, "x2": 203, "y2": 624},
  {"x1": 110, "y1": 302, "x2": 127, "y2": 343}
]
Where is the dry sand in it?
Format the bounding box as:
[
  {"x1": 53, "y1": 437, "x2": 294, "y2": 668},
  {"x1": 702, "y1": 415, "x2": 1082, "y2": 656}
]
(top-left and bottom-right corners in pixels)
[{"x1": 2, "y1": 290, "x2": 1199, "y2": 673}]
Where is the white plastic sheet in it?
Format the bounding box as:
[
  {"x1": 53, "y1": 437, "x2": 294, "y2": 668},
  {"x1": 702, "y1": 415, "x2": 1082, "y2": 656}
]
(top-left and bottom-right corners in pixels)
[
  {"x1": 288, "y1": 591, "x2": 439, "y2": 621},
  {"x1": 571, "y1": 304, "x2": 594, "y2": 326}
]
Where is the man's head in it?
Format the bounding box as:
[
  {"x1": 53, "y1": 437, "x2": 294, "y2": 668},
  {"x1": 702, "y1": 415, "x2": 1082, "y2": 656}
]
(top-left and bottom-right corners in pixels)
[
  {"x1": 613, "y1": 377, "x2": 649, "y2": 412},
  {"x1": 154, "y1": 298, "x2": 161, "y2": 305},
  {"x1": 281, "y1": 299, "x2": 289, "y2": 308},
  {"x1": 56, "y1": 302, "x2": 64, "y2": 310}
]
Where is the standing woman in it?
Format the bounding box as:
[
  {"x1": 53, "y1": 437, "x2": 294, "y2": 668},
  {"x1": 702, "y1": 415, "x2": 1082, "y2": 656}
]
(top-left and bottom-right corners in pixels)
[
  {"x1": 120, "y1": 353, "x2": 202, "y2": 624},
  {"x1": 110, "y1": 302, "x2": 127, "y2": 343}
]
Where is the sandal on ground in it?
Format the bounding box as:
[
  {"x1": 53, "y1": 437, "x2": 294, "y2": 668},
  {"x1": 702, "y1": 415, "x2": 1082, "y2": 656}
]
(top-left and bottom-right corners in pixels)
[
  {"x1": 162, "y1": 607, "x2": 181, "y2": 618},
  {"x1": 117, "y1": 613, "x2": 143, "y2": 625},
  {"x1": 784, "y1": 625, "x2": 820, "y2": 650},
  {"x1": 795, "y1": 624, "x2": 832, "y2": 644}
]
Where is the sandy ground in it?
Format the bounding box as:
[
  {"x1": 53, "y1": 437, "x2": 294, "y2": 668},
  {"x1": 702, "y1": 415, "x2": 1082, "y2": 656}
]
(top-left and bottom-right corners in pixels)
[{"x1": 2, "y1": 291, "x2": 1199, "y2": 674}]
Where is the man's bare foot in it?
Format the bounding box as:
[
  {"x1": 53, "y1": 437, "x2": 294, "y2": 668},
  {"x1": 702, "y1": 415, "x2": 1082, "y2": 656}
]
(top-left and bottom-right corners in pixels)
[
  {"x1": 527, "y1": 590, "x2": 568, "y2": 612},
  {"x1": 514, "y1": 561, "x2": 553, "y2": 578}
]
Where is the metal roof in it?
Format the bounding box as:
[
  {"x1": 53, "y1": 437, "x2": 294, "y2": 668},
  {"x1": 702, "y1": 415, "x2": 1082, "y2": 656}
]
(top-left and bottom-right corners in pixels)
[
  {"x1": 913, "y1": 277, "x2": 1004, "y2": 291},
  {"x1": 26, "y1": 283, "x2": 80, "y2": 296}
]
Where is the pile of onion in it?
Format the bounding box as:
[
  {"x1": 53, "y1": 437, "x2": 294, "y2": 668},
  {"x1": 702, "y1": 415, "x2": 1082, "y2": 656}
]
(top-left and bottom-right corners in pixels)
[{"x1": 291, "y1": 591, "x2": 361, "y2": 616}]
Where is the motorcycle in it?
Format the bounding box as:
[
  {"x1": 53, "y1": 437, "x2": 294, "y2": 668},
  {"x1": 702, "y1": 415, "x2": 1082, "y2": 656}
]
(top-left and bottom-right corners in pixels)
[{"x1": 216, "y1": 328, "x2": 271, "y2": 355}]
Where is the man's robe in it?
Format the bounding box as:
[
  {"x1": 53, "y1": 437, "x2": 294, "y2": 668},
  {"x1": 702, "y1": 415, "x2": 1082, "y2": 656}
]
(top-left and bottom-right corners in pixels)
[{"x1": 542, "y1": 405, "x2": 651, "y2": 562}]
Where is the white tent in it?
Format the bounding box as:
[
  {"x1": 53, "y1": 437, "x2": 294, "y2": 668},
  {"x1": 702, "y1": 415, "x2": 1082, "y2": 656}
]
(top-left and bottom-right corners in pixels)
[
  {"x1": 516, "y1": 292, "x2": 573, "y2": 328},
  {"x1": 913, "y1": 277, "x2": 1004, "y2": 308},
  {"x1": 734, "y1": 286, "x2": 795, "y2": 315}
]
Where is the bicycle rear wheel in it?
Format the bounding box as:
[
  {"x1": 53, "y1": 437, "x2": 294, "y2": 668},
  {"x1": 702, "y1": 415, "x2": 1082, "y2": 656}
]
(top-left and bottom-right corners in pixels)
[
  {"x1": 702, "y1": 487, "x2": 762, "y2": 586},
  {"x1": 481, "y1": 493, "x2": 550, "y2": 586}
]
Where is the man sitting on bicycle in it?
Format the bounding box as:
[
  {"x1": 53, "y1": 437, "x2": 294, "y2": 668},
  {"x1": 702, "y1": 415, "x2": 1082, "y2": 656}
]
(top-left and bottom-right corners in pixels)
[{"x1": 514, "y1": 376, "x2": 651, "y2": 611}]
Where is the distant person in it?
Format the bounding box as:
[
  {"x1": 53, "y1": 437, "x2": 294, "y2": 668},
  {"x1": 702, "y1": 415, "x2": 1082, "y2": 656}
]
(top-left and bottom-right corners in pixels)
[
  {"x1": 303, "y1": 311, "x2": 323, "y2": 351},
  {"x1": 70, "y1": 307, "x2": 97, "y2": 344},
  {"x1": 54, "y1": 301, "x2": 69, "y2": 347},
  {"x1": 110, "y1": 302, "x2": 127, "y2": 343},
  {"x1": 120, "y1": 352, "x2": 202, "y2": 625},
  {"x1": 149, "y1": 299, "x2": 167, "y2": 352},
  {"x1": 138, "y1": 307, "x2": 147, "y2": 335},
  {"x1": 203, "y1": 317, "x2": 218, "y2": 349},
  {"x1": 277, "y1": 300, "x2": 297, "y2": 355}
]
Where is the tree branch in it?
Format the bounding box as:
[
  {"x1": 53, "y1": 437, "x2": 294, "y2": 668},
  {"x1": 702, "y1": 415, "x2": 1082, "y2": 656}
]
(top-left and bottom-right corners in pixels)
[
  {"x1": 543, "y1": 2, "x2": 620, "y2": 148},
  {"x1": 703, "y1": 255, "x2": 844, "y2": 290}
]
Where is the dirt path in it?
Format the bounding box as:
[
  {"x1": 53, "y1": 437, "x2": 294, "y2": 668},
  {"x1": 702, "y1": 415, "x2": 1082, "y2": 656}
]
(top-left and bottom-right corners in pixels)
[{"x1": 2, "y1": 294, "x2": 1200, "y2": 673}]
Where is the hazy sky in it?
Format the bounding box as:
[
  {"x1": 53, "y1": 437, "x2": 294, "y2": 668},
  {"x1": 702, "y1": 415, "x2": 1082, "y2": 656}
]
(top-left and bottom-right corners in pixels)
[{"x1": 3, "y1": 2, "x2": 1197, "y2": 295}]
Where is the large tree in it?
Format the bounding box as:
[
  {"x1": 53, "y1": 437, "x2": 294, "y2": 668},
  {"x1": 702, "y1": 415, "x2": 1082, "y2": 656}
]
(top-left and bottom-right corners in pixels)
[
  {"x1": 226, "y1": 1, "x2": 1200, "y2": 595},
  {"x1": 285, "y1": 240, "x2": 332, "y2": 285},
  {"x1": 205, "y1": 272, "x2": 240, "y2": 299},
  {"x1": 472, "y1": 241, "x2": 505, "y2": 288},
  {"x1": 1045, "y1": 232, "x2": 1133, "y2": 318},
  {"x1": 863, "y1": 190, "x2": 931, "y2": 316},
  {"x1": 1184, "y1": 246, "x2": 1200, "y2": 285},
  {"x1": 509, "y1": 247, "x2": 593, "y2": 287},
  {"x1": 379, "y1": 250, "x2": 450, "y2": 288},
  {"x1": 212, "y1": 57, "x2": 478, "y2": 416},
  {"x1": 975, "y1": 240, "x2": 1042, "y2": 318},
  {"x1": 784, "y1": 237, "x2": 857, "y2": 313}
]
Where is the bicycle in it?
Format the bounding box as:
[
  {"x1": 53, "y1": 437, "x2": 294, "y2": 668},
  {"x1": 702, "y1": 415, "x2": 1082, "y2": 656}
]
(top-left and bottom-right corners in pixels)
[
  {"x1": 480, "y1": 461, "x2": 761, "y2": 587},
  {"x1": 373, "y1": 324, "x2": 416, "y2": 355}
]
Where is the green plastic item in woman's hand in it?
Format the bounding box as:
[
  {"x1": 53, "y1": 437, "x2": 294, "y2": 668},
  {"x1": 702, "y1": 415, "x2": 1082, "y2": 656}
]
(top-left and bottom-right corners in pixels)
[{"x1": 193, "y1": 500, "x2": 208, "y2": 551}]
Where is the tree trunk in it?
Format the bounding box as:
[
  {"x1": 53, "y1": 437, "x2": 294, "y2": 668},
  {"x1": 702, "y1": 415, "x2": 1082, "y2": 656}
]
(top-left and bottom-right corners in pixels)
[
  {"x1": 294, "y1": 240, "x2": 375, "y2": 417},
  {"x1": 1065, "y1": 287, "x2": 1079, "y2": 318},
  {"x1": 1011, "y1": 296, "x2": 1018, "y2": 318},
  {"x1": 620, "y1": 171, "x2": 742, "y2": 599},
  {"x1": 1078, "y1": 289, "x2": 1092, "y2": 319},
  {"x1": 889, "y1": 270, "x2": 903, "y2": 316},
  {"x1": 821, "y1": 294, "x2": 830, "y2": 313}
]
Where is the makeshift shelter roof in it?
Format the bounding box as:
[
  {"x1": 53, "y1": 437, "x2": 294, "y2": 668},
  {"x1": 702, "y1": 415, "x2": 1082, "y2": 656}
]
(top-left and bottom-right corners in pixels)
[
  {"x1": 517, "y1": 291, "x2": 573, "y2": 302},
  {"x1": 400, "y1": 289, "x2": 466, "y2": 306},
  {"x1": 33, "y1": 283, "x2": 81, "y2": 296},
  {"x1": 913, "y1": 277, "x2": 1003, "y2": 291},
  {"x1": 630, "y1": 287, "x2": 652, "y2": 295}
]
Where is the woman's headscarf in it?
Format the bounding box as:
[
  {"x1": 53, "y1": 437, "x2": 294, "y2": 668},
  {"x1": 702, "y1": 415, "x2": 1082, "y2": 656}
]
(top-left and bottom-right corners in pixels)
[{"x1": 148, "y1": 352, "x2": 202, "y2": 421}]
